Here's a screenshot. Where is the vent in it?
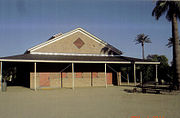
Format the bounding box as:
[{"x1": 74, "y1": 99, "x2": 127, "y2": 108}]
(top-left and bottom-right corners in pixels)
[{"x1": 73, "y1": 38, "x2": 85, "y2": 49}]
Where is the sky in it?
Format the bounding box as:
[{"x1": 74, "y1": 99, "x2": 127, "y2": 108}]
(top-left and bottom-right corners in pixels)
[{"x1": 0, "y1": 0, "x2": 179, "y2": 64}]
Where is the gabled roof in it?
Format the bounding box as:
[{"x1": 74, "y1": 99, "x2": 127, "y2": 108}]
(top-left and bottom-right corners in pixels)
[{"x1": 26, "y1": 28, "x2": 122, "y2": 55}]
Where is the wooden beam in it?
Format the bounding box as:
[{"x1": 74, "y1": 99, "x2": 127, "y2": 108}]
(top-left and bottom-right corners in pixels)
[
  {"x1": 134, "y1": 63, "x2": 136, "y2": 86},
  {"x1": 34, "y1": 62, "x2": 37, "y2": 91},
  {"x1": 105, "y1": 63, "x2": 107, "y2": 88},
  {"x1": 72, "y1": 63, "x2": 74, "y2": 90}
]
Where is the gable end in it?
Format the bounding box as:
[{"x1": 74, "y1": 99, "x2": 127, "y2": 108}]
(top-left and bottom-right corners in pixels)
[{"x1": 27, "y1": 28, "x2": 122, "y2": 55}]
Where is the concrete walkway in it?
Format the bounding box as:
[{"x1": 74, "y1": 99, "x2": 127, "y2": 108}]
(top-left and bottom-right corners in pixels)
[{"x1": 0, "y1": 86, "x2": 179, "y2": 118}]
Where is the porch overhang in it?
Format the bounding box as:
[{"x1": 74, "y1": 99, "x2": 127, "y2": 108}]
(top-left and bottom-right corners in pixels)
[
  {"x1": 0, "y1": 54, "x2": 160, "y2": 91},
  {"x1": 0, "y1": 54, "x2": 160, "y2": 65}
]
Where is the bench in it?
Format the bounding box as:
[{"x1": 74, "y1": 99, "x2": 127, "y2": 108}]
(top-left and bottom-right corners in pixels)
[
  {"x1": 142, "y1": 88, "x2": 161, "y2": 94},
  {"x1": 141, "y1": 84, "x2": 172, "y2": 94}
]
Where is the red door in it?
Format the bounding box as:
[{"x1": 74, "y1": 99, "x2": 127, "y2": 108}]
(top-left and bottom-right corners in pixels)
[
  {"x1": 107, "y1": 73, "x2": 112, "y2": 85},
  {"x1": 39, "y1": 73, "x2": 50, "y2": 87}
]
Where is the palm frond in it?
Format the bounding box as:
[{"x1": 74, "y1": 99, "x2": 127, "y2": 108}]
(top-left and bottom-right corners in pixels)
[
  {"x1": 144, "y1": 35, "x2": 151, "y2": 43},
  {"x1": 166, "y1": 37, "x2": 180, "y2": 48},
  {"x1": 153, "y1": 1, "x2": 180, "y2": 21},
  {"x1": 165, "y1": 1, "x2": 180, "y2": 21},
  {"x1": 152, "y1": 1, "x2": 168, "y2": 20},
  {"x1": 144, "y1": 39, "x2": 152, "y2": 43},
  {"x1": 166, "y1": 37, "x2": 173, "y2": 48},
  {"x1": 134, "y1": 33, "x2": 151, "y2": 44}
]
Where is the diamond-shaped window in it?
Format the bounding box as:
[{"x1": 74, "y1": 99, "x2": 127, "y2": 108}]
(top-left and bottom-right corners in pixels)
[{"x1": 73, "y1": 38, "x2": 85, "y2": 49}]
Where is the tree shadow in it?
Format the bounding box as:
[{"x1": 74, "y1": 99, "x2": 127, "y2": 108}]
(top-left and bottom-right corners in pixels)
[{"x1": 100, "y1": 44, "x2": 122, "y2": 55}]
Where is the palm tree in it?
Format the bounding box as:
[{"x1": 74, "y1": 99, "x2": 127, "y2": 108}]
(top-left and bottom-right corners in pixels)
[
  {"x1": 166, "y1": 37, "x2": 180, "y2": 48},
  {"x1": 152, "y1": 1, "x2": 180, "y2": 89},
  {"x1": 134, "y1": 34, "x2": 151, "y2": 59}
]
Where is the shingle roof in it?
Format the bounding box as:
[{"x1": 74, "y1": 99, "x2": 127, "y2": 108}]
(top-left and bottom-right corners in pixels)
[{"x1": 0, "y1": 54, "x2": 158, "y2": 64}]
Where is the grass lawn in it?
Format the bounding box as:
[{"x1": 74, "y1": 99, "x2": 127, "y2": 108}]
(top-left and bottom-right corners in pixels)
[{"x1": 0, "y1": 86, "x2": 179, "y2": 118}]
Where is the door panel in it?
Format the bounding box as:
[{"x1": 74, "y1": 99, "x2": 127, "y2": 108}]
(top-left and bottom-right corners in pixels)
[
  {"x1": 107, "y1": 73, "x2": 112, "y2": 85},
  {"x1": 39, "y1": 73, "x2": 50, "y2": 87}
]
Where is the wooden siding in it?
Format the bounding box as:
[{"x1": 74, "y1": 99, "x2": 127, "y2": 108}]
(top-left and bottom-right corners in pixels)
[
  {"x1": 30, "y1": 72, "x2": 113, "y2": 89},
  {"x1": 32, "y1": 31, "x2": 108, "y2": 55}
]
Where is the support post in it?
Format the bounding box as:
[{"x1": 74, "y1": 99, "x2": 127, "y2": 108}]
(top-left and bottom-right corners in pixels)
[
  {"x1": 60, "y1": 72, "x2": 63, "y2": 88},
  {"x1": 34, "y1": 62, "x2": 37, "y2": 91},
  {"x1": 105, "y1": 63, "x2": 107, "y2": 88},
  {"x1": 134, "y1": 63, "x2": 136, "y2": 86},
  {"x1": 0, "y1": 61, "x2": 2, "y2": 90},
  {"x1": 91, "y1": 72, "x2": 93, "y2": 87},
  {"x1": 127, "y1": 67, "x2": 129, "y2": 85},
  {"x1": 155, "y1": 64, "x2": 158, "y2": 83},
  {"x1": 140, "y1": 71, "x2": 142, "y2": 86},
  {"x1": 72, "y1": 63, "x2": 74, "y2": 90},
  {"x1": 117, "y1": 72, "x2": 121, "y2": 86},
  {"x1": 119, "y1": 72, "x2": 121, "y2": 86},
  {"x1": 127, "y1": 74, "x2": 129, "y2": 85}
]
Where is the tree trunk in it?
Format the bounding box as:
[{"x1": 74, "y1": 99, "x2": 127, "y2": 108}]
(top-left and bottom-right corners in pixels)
[
  {"x1": 172, "y1": 14, "x2": 180, "y2": 89},
  {"x1": 142, "y1": 43, "x2": 145, "y2": 59}
]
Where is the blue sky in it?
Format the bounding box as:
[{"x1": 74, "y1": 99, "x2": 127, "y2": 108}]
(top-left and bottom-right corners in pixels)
[{"x1": 0, "y1": 0, "x2": 178, "y2": 64}]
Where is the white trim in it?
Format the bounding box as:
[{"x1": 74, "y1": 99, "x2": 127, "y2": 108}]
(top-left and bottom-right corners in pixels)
[
  {"x1": 28, "y1": 29, "x2": 77, "y2": 51},
  {"x1": 0, "y1": 59, "x2": 160, "y2": 65},
  {"x1": 0, "y1": 59, "x2": 131, "y2": 64},
  {"x1": 135, "y1": 62, "x2": 160, "y2": 64},
  {"x1": 31, "y1": 52, "x2": 121, "y2": 57},
  {"x1": 28, "y1": 28, "x2": 108, "y2": 52}
]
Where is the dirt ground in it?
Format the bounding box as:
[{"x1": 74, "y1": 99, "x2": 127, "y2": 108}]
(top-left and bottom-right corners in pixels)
[{"x1": 0, "y1": 86, "x2": 179, "y2": 118}]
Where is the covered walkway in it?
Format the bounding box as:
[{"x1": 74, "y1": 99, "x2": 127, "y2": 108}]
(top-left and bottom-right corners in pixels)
[{"x1": 0, "y1": 54, "x2": 160, "y2": 91}]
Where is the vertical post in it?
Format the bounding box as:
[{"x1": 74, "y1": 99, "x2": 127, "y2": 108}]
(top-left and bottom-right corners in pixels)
[
  {"x1": 117, "y1": 72, "x2": 121, "y2": 86},
  {"x1": 91, "y1": 72, "x2": 93, "y2": 87},
  {"x1": 127, "y1": 74, "x2": 129, "y2": 85},
  {"x1": 72, "y1": 63, "x2": 74, "y2": 90},
  {"x1": 155, "y1": 64, "x2": 158, "y2": 83},
  {"x1": 60, "y1": 72, "x2": 62, "y2": 88},
  {"x1": 140, "y1": 71, "x2": 142, "y2": 86},
  {"x1": 105, "y1": 63, "x2": 107, "y2": 88},
  {"x1": 134, "y1": 63, "x2": 136, "y2": 86},
  {"x1": 34, "y1": 62, "x2": 37, "y2": 91},
  {"x1": 127, "y1": 67, "x2": 129, "y2": 85},
  {"x1": 120, "y1": 72, "x2": 121, "y2": 85},
  {"x1": 0, "y1": 61, "x2": 2, "y2": 90}
]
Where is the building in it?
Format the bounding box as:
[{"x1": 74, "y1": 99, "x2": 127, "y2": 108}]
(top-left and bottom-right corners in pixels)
[{"x1": 0, "y1": 28, "x2": 159, "y2": 90}]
